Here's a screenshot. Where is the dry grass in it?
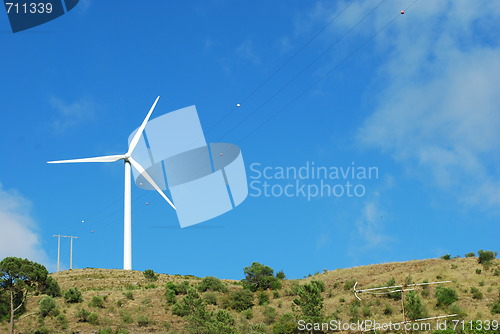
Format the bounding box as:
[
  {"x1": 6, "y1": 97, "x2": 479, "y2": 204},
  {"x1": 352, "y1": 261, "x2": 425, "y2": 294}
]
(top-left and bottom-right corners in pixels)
[{"x1": 8, "y1": 257, "x2": 500, "y2": 333}]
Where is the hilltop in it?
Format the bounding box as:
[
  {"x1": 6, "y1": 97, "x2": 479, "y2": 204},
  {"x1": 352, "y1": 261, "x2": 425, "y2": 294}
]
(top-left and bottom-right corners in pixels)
[{"x1": 3, "y1": 256, "x2": 500, "y2": 333}]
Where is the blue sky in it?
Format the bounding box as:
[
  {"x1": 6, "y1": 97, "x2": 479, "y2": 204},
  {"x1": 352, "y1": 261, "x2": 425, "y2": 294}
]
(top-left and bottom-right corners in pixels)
[{"x1": 1, "y1": 0, "x2": 499, "y2": 280}]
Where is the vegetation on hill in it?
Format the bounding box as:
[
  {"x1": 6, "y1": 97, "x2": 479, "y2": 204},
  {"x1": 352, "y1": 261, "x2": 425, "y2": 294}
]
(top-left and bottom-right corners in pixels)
[{"x1": 1, "y1": 251, "x2": 499, "y2": 333}]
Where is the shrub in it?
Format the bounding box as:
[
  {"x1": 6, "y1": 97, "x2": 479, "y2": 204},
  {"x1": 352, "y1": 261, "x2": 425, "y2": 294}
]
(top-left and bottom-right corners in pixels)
[
  {"x1": 478, "y1": 250, "x2": 497, "y2": 264},
  {"x1": 385, "y1": 278, "x2": 401, "y2": 300},
  {"x1": 33, "y1": 327, "x2": 50, "y2": 334},
  {"x1": 441, "y1": 254, "x2": 451, "y2": 260},
  {"x1": 276, "y1": 270, "x2": 286, "y2": 280},
  {"x1": 63, "y1": 287, "x2": 82, "y2": 303},
  {"x1": 197, "y1": 276, "x2": 227, "y2": 293},
  {"x1": 273, "y1": 313, "x2": 297, "y2": 334},
  {"x1": 204, "y1": 292, "x2": 217, "y2": 305},
  {"x1": 76, "y1": 308, "x2": 98, "y2": 324},
  {"x1": 470, "y1": 287, "x2": 483, "y2": 300},
  {"x1": 491, "y1": 300, "x2": 500, "y2": 314},
  {"x1": 258, "y1": 291, "x2": 269, "y2": 305},
  {"x1": 172, "y1": 288, "x2": 204, "y2": 317},
  {"x1": 76, "y1": 308, "x2": 90, "y2": 322},
  {"x1": 87, "y1": 312, "x2": 99, "y2": 325},
  {"x1": 405, "y1": 291, "x2": 427, "y2": 320},
  {"x1": 165, "y1": 288, "x2": 176, "y2": 305},
  {"x1": 293, "y1": 280, "x2": 325, "y2": 323},
  {"x1": 43, "y1": 276, "x2": 61, "y2": 297},
  {"x1": 120, "y1": 310, "x2": 133, "y2": 324},
  {"x1": 122, "y1": 291, "x2": 133, "y2": 300},
  {"x1": 262, "y1": 306, "x2": 277, "y2": 325},
  {"x1": 143, "y1": 269, "x2": 158, "y2": 281},
  {"x1": 89, "y1": 296, "x2": 105, "y2": 308},
  {"x1": 227, "y1": 289, "x2": 254, "y2": 311},
  {"x1": 344, "y1": 279, "x2": 356, "y2": 291},
  {"x1": 241, "y1": 262, "x2": 281, "y2": 292},
  {"x1": 465, "y1": 252, "x2": 475, "y2": 258},
  {"x1": 56, "y1": 314, "x2": 68, "y2": 329},
  {"x1": 435, "y1": 287, "x2": 458, "y2": 307},
  {"x1": 137, "y1": 315, "x2": 151, "y2": 327},
  {"x1": 383, "y1": 304, "x2": 393, "y2": 315},
  {"x1": 39, "y1": 296, "x2": 57, "y2": 317},
  {"x1": 476, "y1": 269, "x2": 482, "y2": 275}
]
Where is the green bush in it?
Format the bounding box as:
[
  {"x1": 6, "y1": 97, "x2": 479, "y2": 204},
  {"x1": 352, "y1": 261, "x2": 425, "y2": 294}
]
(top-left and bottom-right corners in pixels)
[
  {"x1": 276, "y1": 270, "x2": 286, "y2": 280},
  {"x1": 76, "y1": 308, "x2": 98, "y2": 324},
  {"x1": 465, "y1": 252, "x2": 475, "y2": 258},
  {"x1": 56, "y1": 313, "x2": 68, "y2": 329},
  {"x1": 257, "y1": 291, "x2": 269, "y2": 305},
  {"x1": 385, "y1": 277, "x2": 401, "y2": 300},
  {"x1": 405, "y1": 291, "x2": 427, "y2": 320},
  {"x1": 143, "y1": 269, "x2": 158, "y2": 281},
  {"x1": 241, "y1": 262, "x2": 281, "y2": 292},
  {"x1": 33, "y1": 327, "x2": 50, "y2": 334},
  {"x1": 87, "y1": 312, "x2": 99, "y2": 325},
  {"x1": 122, "y1": 291, "x2": 133, "y2": 300},
  {"x1": 63, "y1": 287, "x2": 82, "y2": 303},
  {"x1": 273, "y1": 313, "x2": 297, "y2": 334},
  {"x1": 39, "y1": 296, "x2": 58, "y2": 317},
  {"x1": 165, "y1": 288, "x2": 176, "y2": 305},
  {"x1": 435, "y1": 286, "x2": 458, "y2": 307},
  {"x1": 43, "y1": 277, "x2": 61, "y2": 297},
  {"x1": 491, "y1": 300, "x2": 500, "y2": 314},
  {"x1": 204, "y1": 292, "x2": 218, "y2": 305},
  {"x1": 478, "y1": 250, "x2": 497, "y2": 264},
  {"x1": 197, "y1": 276, "x2": 228, "y2": 293},
  {"x1": 344, "y1": 279, "x2": 356, "y2": 291},
  {"x1": 293, "y1": 280, "x2": 325, "y2": 323},
  {"x1": 440, "y1": 254, "x2": 451, "y2": 260},
  {"x1": 89, "y1": 295, "x2": 105, "y2": 308},
  {"x1": 227, "y1": 289, "x2": 254, "y2": 311},
  {"x1": 120, "y1": 310, "x2": 133, "y2": 324},
  {"x1": 137, "y1": 315, "x2": 151, "y2": 327},
  {"x1": 383, "y1": 304, "x2": 393, "y2": 315},
  {"x1": 172, "y1": 288, "x2": 204, "y2": 317},
  {"x1": 470, "y1": 287, "x2": 483, "y2": 300},
  {"x1": 262, "y1": 306, "x2": 277, "y2": 325}
]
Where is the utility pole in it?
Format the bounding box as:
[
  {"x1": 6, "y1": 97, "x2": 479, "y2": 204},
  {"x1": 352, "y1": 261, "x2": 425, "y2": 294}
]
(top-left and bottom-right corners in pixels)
[{"x1": 53, "y1": 235, "x2": 78, "y2": 271}]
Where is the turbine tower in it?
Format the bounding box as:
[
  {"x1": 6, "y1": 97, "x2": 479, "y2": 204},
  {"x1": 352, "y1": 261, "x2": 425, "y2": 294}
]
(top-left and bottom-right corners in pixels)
[{"x1": 48, "y1": 96, "x2": 176, "y2": 270}]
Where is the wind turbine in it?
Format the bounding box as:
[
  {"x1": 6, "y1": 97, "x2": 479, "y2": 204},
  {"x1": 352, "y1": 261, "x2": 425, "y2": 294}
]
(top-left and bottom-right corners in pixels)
[{"x1": 48, "y1": 96, "x2": 176, "y2": 270}]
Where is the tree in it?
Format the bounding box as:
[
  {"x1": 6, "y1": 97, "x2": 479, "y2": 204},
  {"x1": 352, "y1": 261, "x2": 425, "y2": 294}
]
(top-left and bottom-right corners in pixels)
[
  {"x1": 143, "y1": 269, "x2": 158, "y2": 281},
  {"x1": 404, "y1": 291, "x2": 426, "y2": 320},
  {"x1": 293, "y1": 280, "x2": 325, "y2": 323},
  {"x1": 242, "y1": 262, "x2": 281, "y2": 292},
  {"x1": 0, "y1": 257, "x2": 50, "y2": 334},
  {"x1": 435, "y1": 286, "x2": 458, "y2": 308},
  {"x1": 477, "y1": 250, "x2": 497, "y2": 264}
]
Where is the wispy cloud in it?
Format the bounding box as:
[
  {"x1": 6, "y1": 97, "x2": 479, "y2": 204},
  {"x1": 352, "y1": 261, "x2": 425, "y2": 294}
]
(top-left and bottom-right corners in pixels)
[
  {"x1": 344, "y1": 0, "x2": 500, "y2": 211},
  {"x1": 236, "y1": 39, "x2": 260, "y2": 65},
  {"x1": 353, "y1": 201, "x2": 392, "y2": 249},
  {"x1": 50, "y1": 96, "x2": 95, "y2": 133},
  {"x1": 0, "y1": 183, "x2": 52, "y2": 270}
]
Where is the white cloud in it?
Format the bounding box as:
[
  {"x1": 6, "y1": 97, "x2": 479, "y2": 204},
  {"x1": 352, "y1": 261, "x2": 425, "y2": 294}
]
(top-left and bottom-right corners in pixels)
[
  {"x1": 0, "y1": 183, "x2": 51, "y2": 269},
  {"x1": 50, "y1": 96, "x2": 95, "y2": 133},
  {"x1": 236, "y1": 40, "x2": 260, "y2": 65},
  {"x1": 354, "y1": 201, "x2": 392, "y2": 249},
  {"x1": 346, "y1": 0, "x2": 500, "y2": 211}
]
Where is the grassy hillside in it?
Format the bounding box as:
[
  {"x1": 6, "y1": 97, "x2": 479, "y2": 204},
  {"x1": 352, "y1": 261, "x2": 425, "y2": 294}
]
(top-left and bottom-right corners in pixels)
[{"x1": 4, "y1": 257, "x2": 500, "y2": 333}]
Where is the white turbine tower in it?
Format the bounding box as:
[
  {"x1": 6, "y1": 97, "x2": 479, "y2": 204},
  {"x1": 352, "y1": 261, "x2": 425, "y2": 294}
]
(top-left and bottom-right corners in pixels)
[{"x1": 48, "y1": 96, "x2": 176, "y2": 270}]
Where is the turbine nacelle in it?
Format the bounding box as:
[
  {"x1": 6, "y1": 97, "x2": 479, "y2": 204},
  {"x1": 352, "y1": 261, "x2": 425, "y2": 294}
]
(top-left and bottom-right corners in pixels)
[{"x1": 47, "y1": 96, "x2": 176, "y2": 270}]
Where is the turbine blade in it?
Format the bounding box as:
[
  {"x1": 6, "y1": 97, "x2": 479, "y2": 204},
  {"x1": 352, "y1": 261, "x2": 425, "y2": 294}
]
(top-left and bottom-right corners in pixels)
[
  {"x1": 48, "y1": 154, "x2": 127, "y2": 164},
  {"x1": 127, "y1": 96, "x2": 160, "y2": 156},
  {"x1": 128, "y1": 157, "x2": 176, "y2": 210}
]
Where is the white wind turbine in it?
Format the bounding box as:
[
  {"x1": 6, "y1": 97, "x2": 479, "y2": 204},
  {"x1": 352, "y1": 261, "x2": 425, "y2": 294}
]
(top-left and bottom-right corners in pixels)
[{"x1": 48, "y1": 96, "x2": 176, "y2": 270}]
